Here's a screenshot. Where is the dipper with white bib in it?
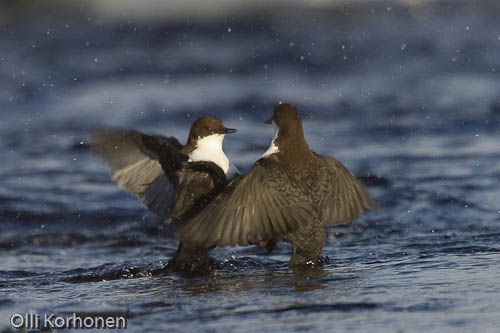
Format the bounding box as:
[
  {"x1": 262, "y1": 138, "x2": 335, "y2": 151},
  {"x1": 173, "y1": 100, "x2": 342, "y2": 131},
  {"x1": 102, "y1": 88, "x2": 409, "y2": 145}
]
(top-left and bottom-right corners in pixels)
[
  {"x1": 177, "y1": 104, "x2": 375, "y2": 267},
  {"x1": 91, "y1": 115, "x2": 237, "y2": 271}
]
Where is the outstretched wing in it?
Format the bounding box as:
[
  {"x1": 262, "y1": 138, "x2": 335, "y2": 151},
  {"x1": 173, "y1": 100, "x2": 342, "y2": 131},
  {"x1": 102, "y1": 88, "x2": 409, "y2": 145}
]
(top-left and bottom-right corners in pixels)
[
  {"x1": 317, "y1": 155, "x2": 375, "y2": 226},
  {"x1": 91, "y1": 129, "x2": 182, "y2": 218},
  {"x1": 176, "y1": 155, "x2": 314, "y2": 248},
  {"x1": 169, "y1": 161, "x2": 229, "y2": 222}
]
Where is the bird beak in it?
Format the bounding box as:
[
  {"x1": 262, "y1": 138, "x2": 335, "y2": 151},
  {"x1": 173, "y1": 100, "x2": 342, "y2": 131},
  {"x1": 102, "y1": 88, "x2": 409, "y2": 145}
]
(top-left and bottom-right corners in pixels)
[
  {"x1": 264, "y1": 116, "x2": 274, "y2": 124},
  {"x1": 224, "y1": 127, "x2": 237, "y2": 134}
]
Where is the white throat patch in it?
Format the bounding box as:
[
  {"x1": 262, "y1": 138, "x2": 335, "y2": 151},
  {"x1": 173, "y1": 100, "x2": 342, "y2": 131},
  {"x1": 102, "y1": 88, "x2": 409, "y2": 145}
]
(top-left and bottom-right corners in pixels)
[
  {"x1": 262, "y1": 129, "x2": 279, "y2": 157},
  {"x1": 188, "y1": 134, "x2": 230, "y2": 174}
]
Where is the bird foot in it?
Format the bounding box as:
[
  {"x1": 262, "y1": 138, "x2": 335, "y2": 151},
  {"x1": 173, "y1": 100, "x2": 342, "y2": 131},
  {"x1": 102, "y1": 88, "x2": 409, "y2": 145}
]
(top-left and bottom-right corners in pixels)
[{"x1": 289, "y1": 255, "x2": 329, "y2": 268}]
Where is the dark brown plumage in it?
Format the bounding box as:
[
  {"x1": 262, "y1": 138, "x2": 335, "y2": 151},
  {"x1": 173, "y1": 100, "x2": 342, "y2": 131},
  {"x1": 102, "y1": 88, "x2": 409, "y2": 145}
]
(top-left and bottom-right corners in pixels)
[
  {"x1": 91, "y1": 116, "x2": 236, "y2": 272},
  {"x1": 177, "y1": 104, "x2": 375, "y2": 266}
]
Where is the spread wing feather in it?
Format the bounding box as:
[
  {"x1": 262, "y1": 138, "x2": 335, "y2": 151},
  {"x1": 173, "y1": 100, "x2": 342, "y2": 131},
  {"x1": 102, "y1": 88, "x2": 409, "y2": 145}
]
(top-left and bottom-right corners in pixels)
[
  {"x1": 317, "y1": 155, "x2": 375, "y2": 226},
  {"x1": 177, "y1": 156, "x2": 313, "y2": 248},
  {"x1": 91, "y1": 129, "x2": 182, "y2": 218}
]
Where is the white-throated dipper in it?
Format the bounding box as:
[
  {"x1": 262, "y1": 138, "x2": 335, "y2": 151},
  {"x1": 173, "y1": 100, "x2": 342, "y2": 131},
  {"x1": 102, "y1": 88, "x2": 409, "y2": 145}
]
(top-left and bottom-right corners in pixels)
[
  {"x1": 91, "y1": 115, "x2": 237, "y2": 271},
  {"x1": 176, "y1": 104, "x2": 375, "y2": 267}
]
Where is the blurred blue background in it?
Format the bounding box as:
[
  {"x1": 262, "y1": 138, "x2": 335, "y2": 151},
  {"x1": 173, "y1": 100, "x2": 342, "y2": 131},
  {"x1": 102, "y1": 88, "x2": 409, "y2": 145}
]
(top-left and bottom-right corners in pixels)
[{"x1": 1, "y1": 1, "x2": 500, "y2": 331}]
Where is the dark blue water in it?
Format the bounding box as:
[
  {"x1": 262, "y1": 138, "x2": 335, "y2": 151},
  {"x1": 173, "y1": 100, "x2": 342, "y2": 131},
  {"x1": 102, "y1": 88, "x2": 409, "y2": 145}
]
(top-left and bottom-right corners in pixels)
[{"x1": 2, "y1": 1, "x2": 500, "y2": 331}]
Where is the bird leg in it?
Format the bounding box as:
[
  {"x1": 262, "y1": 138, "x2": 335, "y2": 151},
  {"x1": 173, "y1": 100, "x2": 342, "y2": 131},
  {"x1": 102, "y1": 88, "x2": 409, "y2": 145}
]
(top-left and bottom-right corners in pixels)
[
  {"x1": 285, "y1": 220, "x2": 326, "y2": 267},
  {"x1": 167, "y1": 242, "x2": 213, "y2": 273}
]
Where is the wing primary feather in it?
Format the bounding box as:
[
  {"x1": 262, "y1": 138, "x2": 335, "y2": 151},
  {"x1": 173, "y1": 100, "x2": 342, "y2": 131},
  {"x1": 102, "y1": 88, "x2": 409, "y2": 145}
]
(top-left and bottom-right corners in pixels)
[{"x1": 176, "y1": 155, "x2": 306, "y2": 248}]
